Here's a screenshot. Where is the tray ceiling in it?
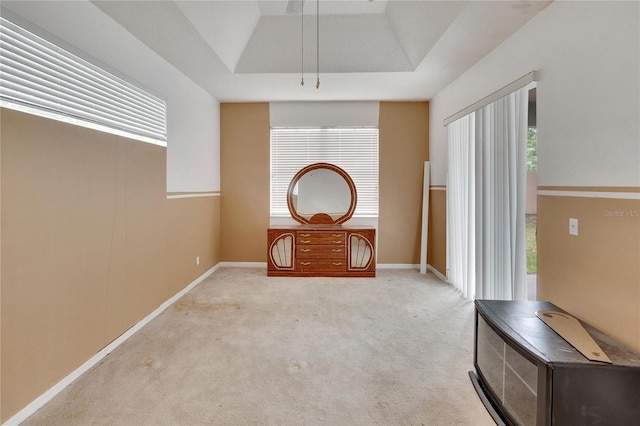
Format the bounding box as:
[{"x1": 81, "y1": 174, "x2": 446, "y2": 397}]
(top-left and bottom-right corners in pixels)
[{"x1": 11, "y1": 1, "x2": 554, "y2": 102}]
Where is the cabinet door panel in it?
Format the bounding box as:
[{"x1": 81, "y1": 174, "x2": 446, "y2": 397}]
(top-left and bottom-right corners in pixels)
[
  {"x1": 504, "y1": 345, "x2": 537, "y2": 426},
  {"x1": 477, "y1": 316, "x2": 505, "y2": 402},
  {"x1": 349, "y1": 233, "x2": 374, "y2": 270},
  {"x1": 505, "y1": 345, "x2": 538, "y2": 394},
  {"x1": 268, "y1": 232, "x2": 295, "y2": 270}
]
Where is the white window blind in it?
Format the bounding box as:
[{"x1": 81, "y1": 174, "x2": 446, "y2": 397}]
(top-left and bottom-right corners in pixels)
[
  {"x1": 271, "y1": 127, "x2": 379, "y2": 217},
  {"x1": 0, "y1": 17, "x2": 167, "y2": 145}
]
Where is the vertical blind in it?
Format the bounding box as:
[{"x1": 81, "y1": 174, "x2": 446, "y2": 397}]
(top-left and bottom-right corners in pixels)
[
  {"x1": 446, "y1": 87, "x2": 529, "y2": 301},
  {"x1": 0, "y1": 16, "x2": 167, "y2": 145},
  {"x1": 271, "y1": 127, "x2": 379, "y2": 217}
]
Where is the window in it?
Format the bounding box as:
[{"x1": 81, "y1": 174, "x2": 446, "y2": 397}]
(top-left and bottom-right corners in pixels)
[
  {"x1": 0, "y1": 16, "x2": 167, "y2": 145},
  {"x1": 271, "y1": 127, "x2": 378, "y2": 217}
]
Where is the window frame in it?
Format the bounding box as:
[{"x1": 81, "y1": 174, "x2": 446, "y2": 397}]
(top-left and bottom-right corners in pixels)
[
  {"x1": 0, "y1": 15, "x2": 167, "y2": 146},
  {"x1": 270, "y1": 126, "x2": 379, "y2": 218}
]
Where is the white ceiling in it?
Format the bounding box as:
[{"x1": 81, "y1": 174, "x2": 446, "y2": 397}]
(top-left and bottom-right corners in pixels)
[{"x1": 16, "y1": 1, "x2": 554, "y2": 102}]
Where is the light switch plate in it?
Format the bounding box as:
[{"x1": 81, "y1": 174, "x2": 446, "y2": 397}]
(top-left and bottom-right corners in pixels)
[{"x1": 569, "y1": 218, "x2": 579, "y2": 236}]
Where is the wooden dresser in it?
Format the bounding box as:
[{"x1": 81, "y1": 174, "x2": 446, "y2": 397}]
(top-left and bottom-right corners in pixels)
[{"x1": 267, "y1": 225, "x2": 375, "y2": 277}]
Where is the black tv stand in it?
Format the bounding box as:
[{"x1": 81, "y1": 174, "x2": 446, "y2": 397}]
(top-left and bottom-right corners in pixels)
[{"x1": 471, "y1": 300, "x2": 640, "y2": 426}]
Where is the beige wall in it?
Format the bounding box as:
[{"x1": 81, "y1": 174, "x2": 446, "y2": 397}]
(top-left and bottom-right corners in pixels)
[
  {"x1": 219, "y1": 102, "x2": 430, "y2": 266},
  {"x1": 538, "y1": 189, "x2": 640, "y2": 351},
  {"x1": 378, "y1": 102, "x2": 429, "y2": 264},
  {"x1": 220, "y1": 103, "x2": 271, "y2": 262},
  {"x1": 428, "y1": 188, "x2": 447, "y2": 276},
  {"x1": 0, "y1": 108, "x2": 220, "y2": 421}
]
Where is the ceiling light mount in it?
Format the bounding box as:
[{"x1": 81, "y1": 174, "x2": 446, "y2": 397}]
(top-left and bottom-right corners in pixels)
[
  {"x1": 300, "y1": 0, "x2": 304, "y2": 86},
  {"x1": 315, "y1": 0, "x2": 319, "y2": 89},
  {"x1": 299, "y1": 0, "x2": 320, "y2": 89}
]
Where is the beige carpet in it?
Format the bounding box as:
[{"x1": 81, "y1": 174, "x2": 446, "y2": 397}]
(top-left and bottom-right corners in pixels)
[{"x1": 24, "y1": 268, "x2": 494, "y2": 426}]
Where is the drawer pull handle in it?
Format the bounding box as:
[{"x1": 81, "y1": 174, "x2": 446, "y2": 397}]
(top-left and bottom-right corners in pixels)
[
  {"x1": 301, "y1": 262, "x2": 311, "y2": 266},
  {"x1": 332, "y1": 249, "x2": 342, "y2": 253},
  {"x1": 332, "y1": 262, "x2": 343, "y2": 266},
  {"x1": 332, "y1": 234, "x2": 342, "y2": 237},
  {"x1": 301, "y1": 240, "x2": 311, "y2": 244},
  {"x1": 301, "y1": 248, "x2": 311, "y2": 252},
  {"x1": 300, "y1": 233, "x2": 311, "y2": 237},
  {"x1": 333, "y1": 240, "x2": 342, "y2": 244}
]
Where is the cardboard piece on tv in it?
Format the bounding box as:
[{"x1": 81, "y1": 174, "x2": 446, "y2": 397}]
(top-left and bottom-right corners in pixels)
[{"x1": 536, "y1": 310, "x2": 612, "y2": 364}]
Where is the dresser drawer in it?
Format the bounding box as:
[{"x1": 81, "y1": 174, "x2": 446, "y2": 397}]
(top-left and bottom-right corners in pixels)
[
  {"x1": 297, "y1": 231, "x2": 345, "y2": 245},
  {"x1": 297, "y1": 245, "x2": 346, "y2": 258},
  {"x1": 297, "y1": 258, "x2": 347, "y2": 272}
]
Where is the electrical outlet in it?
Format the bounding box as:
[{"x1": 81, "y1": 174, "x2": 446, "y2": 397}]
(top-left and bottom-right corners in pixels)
[
  {"x1": 196, "y1": 256, "x2": 200, "y2": 266},
  {"x1": 569, "y1": 218, "x2": 579, "y2": 236}
]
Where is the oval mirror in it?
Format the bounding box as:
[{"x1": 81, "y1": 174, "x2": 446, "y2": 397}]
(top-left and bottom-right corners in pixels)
[{"x1": 287, "y1": 163, "x2": 357, "y2": 225}]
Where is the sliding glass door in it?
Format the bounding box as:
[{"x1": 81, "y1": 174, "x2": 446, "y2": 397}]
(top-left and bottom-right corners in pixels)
[{"x1": 447, "y1": 86, "x2": 529, "y2": 300}]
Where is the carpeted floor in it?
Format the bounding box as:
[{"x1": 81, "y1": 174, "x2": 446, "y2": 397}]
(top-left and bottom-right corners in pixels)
[{"x1": 24, "y1": 268, "x2": 494, "y2": 425}]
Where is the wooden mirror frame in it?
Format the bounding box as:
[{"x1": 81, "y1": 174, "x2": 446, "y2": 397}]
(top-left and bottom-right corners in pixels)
[{"x1": 287, "y1": 162, "x2": 357, "y2": 225}]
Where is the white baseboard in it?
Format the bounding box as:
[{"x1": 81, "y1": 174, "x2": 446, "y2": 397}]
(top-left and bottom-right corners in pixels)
[
  {"x1": 214, "y1": 263, "x2": 446, "y2": 283},
  {"x1": 377, "y1": 263, "x2": 419, "y2": 269},
  {"x1": 426, "y1": 264, "x2": 449, "y2": 283},
  {"x1": 3, "y1": 264, "x2": 220, "y2": 426},
  {"x1": 217, "y1": 262, "x2": 267, "y2": 268},
  {"x1": 377, "y1": 263, "x2": 448, "y2": 283}
]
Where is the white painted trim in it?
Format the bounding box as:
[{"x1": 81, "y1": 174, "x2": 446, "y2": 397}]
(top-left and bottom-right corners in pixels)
[
  {"x1": 430, "y1": 187, "x2": 447, "y2": 191},
  {"x1": 538, "y1": 190, "x2": 640, "y2": 200},
  {"x1": 219, "y1": 262, "x2": 431, "y2": 272},
  {"x1": 443, "y1": 71, "x2": 538, "y2": 126},
  {"x1": 377, "y1": 264, "x2": 419, "y2": 269},
  {"x1": 420, "y1": 162, "x2": 430, "y2": 274},
  {"x1": 3, "y1": 264, "x2": 220, "y2": 426},
  {"x1": 218, "y1": 262, "x2": 267, "y2": 268},
  {"x1": 1, "y1": 100, "x2": 167, "y2": 147},
  {"x1": 166, "y1": 192, "x2": 220, "y2": 199},
  {"x1": 426, "y1": 265, "x2": 449, "y2": 283},
  {"x1": 269, "y1": 101, "x2": 380, "y2": 127}
]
